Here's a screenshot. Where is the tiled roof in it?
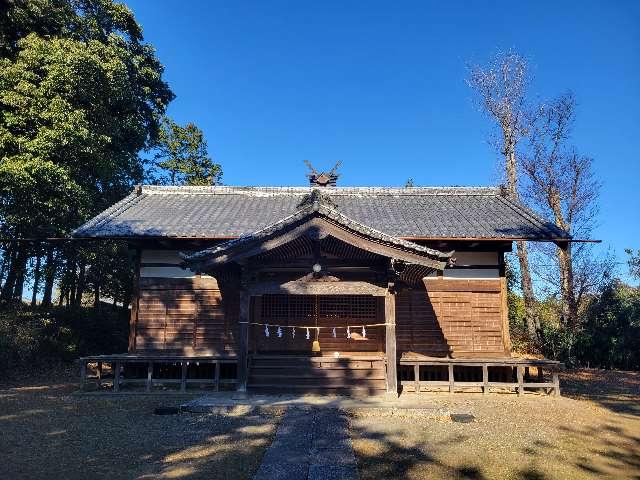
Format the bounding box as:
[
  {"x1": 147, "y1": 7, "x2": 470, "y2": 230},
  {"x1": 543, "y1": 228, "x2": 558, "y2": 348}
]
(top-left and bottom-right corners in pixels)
[
  {"x1": 72, "y1": 185, "x2": 570, "y2": 241},
  {"x1": 186, "y1": 191, "x2": 452, "y2": 267}
]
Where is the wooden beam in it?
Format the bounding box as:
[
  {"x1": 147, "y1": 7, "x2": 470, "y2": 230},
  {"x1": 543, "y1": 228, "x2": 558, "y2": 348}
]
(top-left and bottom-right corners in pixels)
[
  {"x1": 113, "y1": 361, "x2": 121, "y2": 393},
  {"x1": 96, "y1": 361, "x2": 102, "y2": 388},
  {"x1": 79, "y1": 361, "x2": 86, "y2": 392},
  {"x1": 180, "y1": 361, "x2": 188, "y2": 392},
  {"x1": 517, "y1": 365, "x2": 524, "y2": 397},
  {"x1": 499, "y1": 252, "x2": 512, "y2": 354},
  {"x1": 482, "y1": 364, "x2": 489, "y2": 395},
  {"x1": 214, "y1": 361, "x2": 221, "y2": 392},
  {"x1": 146, "y1": 361, "x2": 153, "y2": 392},
  {"x1": 385, "y1": 290, "x2": 398, "y2": 395},
  {"x1": 128, "y1": 248, "x2": 141, "y2": 352},
  {"x1": 553, "y1": 369, "x2": 561, "y2": 397},
  {"x1": 448, "y1": 364, "x2": 455, "y2": 393},
  {"x1": 202, "y1": 217, "x2": 447, "y2": 270},
  {"x1": 247, "y1": 279, "x2": 387, "y2": 296},
  {"x1": 237, "y1": 289, "x2": 250, "y2": 392}
]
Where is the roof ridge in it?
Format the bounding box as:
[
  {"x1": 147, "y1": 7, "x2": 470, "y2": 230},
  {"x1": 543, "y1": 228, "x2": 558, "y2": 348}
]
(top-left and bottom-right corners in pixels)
[{"x1": 139, "y1": 185, "x2": 502, "y2": 196}]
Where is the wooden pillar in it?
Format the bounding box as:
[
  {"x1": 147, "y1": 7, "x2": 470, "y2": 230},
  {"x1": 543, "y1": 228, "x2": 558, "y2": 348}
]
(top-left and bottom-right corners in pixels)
[
  {"x1": 214, "y1": 361, "x2": 221, "y2": 392},
  {"x1": 448, "y1": 363, "x2": 455, "y2": 393},
  {"x1": 97, "y1": 361, "x2": 102, "y2": 388},
  {"x1": 180, "y1": 361, "x2": 188, "y2": 392},
  {"x1": 128, "y1": 249, "x2": 141, "y2": 352},
  {"x1": 413, "y1": 364, "x2": 420, "y2": 393},
  {"x1": 384, "y1": 290, "x2": 397, "y2": 395},
  {"x1": 79, "y1": 360, "x2": 87, "y2": 392},
  {"x1": 517, "y1": 365, "x2": 524, "y2": 397},
  {"x1": 553, "y1": 369, "x2": 561, "y2": 397},
  {"x1": 146, "y1": 361, "x2": 153, "y2": 392},
  {"x1": 237, "y1": 289, "x2": 250, "y2": 392},
  {"x1": 482, "y1": 364, "x2": 489, "y2": 395},
  {"x1": 113, "y1": 361, "x2": 121, "y2": 393}
]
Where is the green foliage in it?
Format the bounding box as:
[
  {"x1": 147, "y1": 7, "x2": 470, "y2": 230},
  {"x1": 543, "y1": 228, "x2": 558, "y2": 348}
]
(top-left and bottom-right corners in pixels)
[
  {"x1": 0, "y1": 157, "x2": 85, "y2": 237},
  {"x1": 625, "y1": 249, "x2": 640, "y2": 281},
  {"x1": 0, "y1": 0, "x2": 173, "y2": 241},
  {"x1": 0, "y1": 0, "x2": 176, "y2": 306},
  {"x1": 0, "y1": 304, "x2": 129, "y2": 377},
  {"x1": 154, "y1": 117, "x2": 222, "y2": 186},
  {"x1": 575, "y1": 281, "x2": 640, "y2": 370}
]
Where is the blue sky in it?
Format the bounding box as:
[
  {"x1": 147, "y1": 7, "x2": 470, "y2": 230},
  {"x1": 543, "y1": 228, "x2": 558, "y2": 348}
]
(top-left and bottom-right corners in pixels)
[{"x1": 127, "y1": 0, "x2": 639, "y2": 275}]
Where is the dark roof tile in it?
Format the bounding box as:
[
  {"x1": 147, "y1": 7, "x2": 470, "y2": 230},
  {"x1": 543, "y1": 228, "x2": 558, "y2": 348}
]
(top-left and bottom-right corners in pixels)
[{"x1": 72, "y1": 185, "x2": 569, "y2": 240}]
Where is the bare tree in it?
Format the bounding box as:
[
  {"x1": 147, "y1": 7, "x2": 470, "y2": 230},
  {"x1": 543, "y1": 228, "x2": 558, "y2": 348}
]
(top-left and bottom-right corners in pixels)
[
  {"x1": 468, "y1": 50, "x2": 540, "y2": 342},
  {"x1": 521, "y1": 92, "x2": 601, "y2": 326}
]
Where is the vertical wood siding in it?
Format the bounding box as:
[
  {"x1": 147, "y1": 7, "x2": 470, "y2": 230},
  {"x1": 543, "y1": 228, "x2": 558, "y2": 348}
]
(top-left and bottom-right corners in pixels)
[
  {"x1": 396, "y1": 279, "x2": 509, "y2": 358},
  {"x1": 134, "y1": 277, "x2": 238, "y2": 356}
]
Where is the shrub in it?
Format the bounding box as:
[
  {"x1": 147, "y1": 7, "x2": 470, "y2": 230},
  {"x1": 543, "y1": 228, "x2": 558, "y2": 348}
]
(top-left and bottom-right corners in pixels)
[{"x1": 0, "y1": 305, "x2": 129, "y2": 378}]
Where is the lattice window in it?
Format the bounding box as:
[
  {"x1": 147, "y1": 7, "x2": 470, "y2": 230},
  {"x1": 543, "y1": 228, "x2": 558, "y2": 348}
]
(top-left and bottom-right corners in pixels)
[
  {"x1": 261, "y1": 295, "x2": 314, "y2": 320},
  {"x1": 261, "y1": 294, "x2": 376, "y2": 321},
  {"x1": 318, "y1": 295, "x2": 376, "y2": 320}
]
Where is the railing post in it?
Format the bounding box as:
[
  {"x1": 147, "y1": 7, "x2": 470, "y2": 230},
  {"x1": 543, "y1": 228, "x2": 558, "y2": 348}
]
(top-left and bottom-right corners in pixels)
[
  {"x1": 553, "y1": 369, "x2": 561, "y2": 397},
  {"x1": 113, "y1": 361, "x2": 121, "y2": 393},
  {"x1": 482, "y1": 364, "x2": 489, "y2": 395},
  {"x1": 180, "y1": 361, "x2": 188, "y2": 392},
  {"x1": 79, "y1": 360, "x2": 87, "y2": 392},
  {"x1": 214, "y1": 361, "x2": 221, "y2": 392},
  {"x1": 517, "y1": 365, "x2": 524, "y2": 397},
  {"x1": 146, "y1": 361, "x2": 153, "y2": 392},
  {"x1": 97, "y1": 361, "x2": 102, "y2": 388},
  {"x1": 414, "y1": 364, "x2": 420, "y2": 393},
  {"x1": 448, "y1": 363, "x2": 455, "y2": 393}
]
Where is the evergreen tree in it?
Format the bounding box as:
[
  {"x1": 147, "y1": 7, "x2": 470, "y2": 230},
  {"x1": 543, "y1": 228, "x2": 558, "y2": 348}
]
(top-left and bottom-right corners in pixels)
[{"x1": 154, "y1": 117, "x2": 222, "y2": 186}]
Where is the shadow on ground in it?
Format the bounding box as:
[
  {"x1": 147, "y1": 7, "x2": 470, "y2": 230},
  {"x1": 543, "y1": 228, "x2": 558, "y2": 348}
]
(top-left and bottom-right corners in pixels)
[{"x1": 0, "y1": 378, "x2": 284, "y2": 480}]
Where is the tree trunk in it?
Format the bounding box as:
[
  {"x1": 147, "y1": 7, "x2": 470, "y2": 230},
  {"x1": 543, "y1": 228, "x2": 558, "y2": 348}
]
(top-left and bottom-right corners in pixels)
[
  {"x1": 516, "y1": 240, "x2": 539, "y2": 341},
  {"x1": 0, "y1": 246, "x2": 17, "y2": 301},
  {"x1": 13, "y1": 252, "x2": 27, "y2": 302},
  {"x1": 65, "y1": 248, "x2": 77, "y2": 308},
  {"x1": 557, "y1": 242, "x2": 577, "y2": 326},
  {"x1": 0, "y1": 243, "x2": 10, "y2": 288},
  {"x1": 1, "y1": 244, "x2": 28, "y2": 303},
  {"x1": 31, "y1": 253, "x2": 42, "y2": 306},
  {"x1": 505, "y1": 144, "x2": 538, "y2": 343},
  {"x1": 74, "y1": 258, "x2": 86, "y2": 306},
  {"x1": 42, "y1": 247, "x2": 57, "y2": 307}
]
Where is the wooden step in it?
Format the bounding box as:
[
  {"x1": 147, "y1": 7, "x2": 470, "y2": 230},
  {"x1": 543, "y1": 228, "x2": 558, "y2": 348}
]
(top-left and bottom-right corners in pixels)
[
  {"x1": 249, "y1": 368, "x2": 386, "y2": 378},
  {"x1": 251, "y1": 358, "x2": 385, "y2": 369},
  {"x1": 247, "y1": 384, "x2": 387, "y2": 395},
  {"x1": 249, "y1": 372, "x2": 386, "y2": 382},
  {"x1": 248, "y1": 378, "x2": 386, "y2": 390}
]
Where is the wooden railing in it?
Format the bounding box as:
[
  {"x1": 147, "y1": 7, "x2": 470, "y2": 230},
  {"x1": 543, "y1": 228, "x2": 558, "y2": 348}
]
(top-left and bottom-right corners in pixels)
[
  {"x1": 399, "y1": 357, "x2": 561, "y2": 396},
  {"x1": 78, "y1": 354, "x2": 238, "y2": 393}
]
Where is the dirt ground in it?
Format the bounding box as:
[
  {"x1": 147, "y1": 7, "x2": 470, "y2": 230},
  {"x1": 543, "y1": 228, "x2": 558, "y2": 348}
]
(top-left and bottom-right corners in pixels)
[
  {"x1": 0, "y1": 366, "x2": 283, "y2": 480},
  {"x1": 351, "y1": 369, "x2": 640, "y2": 480},
  {"x1": 0, "y1": 367, "x2": 638, "y2": 480}
]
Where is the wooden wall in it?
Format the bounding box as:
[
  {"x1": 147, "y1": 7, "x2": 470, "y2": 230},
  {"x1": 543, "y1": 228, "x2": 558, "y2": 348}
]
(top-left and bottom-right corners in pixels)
[
  {"x1": 130, "y1": 248, "x2": 510, "y2": 359},
  {"x1": 132, "y1": 277, "x2": 238, "y2": 356},
  {"x1": 396, "y1": 278, "x2": 510, "y2": 358}
]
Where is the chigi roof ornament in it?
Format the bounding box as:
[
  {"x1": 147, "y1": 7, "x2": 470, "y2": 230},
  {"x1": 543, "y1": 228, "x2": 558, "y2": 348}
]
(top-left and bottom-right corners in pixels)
[{"x1": 304, "y1": 160, "x2": 341, "y2": 187}]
